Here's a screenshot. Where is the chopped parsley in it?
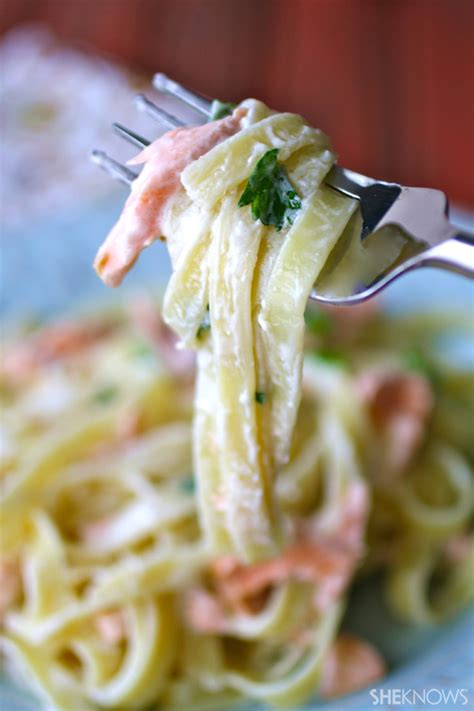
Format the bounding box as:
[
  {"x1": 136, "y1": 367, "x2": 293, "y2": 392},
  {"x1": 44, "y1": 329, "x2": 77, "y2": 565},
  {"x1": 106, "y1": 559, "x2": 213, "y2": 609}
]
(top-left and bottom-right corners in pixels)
[
  {"x1": 255, "y1": 391, "x2": 267, "y2": 404},
  {"x1": 92, "y1": 385, "x2": 118, "y2": 404},
  {"x1": 312, "y1": 348, "x2": 348, "y2": 368},
  {"x1": 304, "y1": 308, "x2": 332, "y2": 336},
  {"x1": 238, "y1": 149, "x2": 302, "y2": 231},
  {"x1": 402, "y1": 348, "x2": 438, "y2": 384},
  {"x1": 129, "y1": 340, "x2": 154, "y2": 361},
  {"x1": 196, "y1": 322, "x2": 210, "y2": 339},
  {"x1": 209, "y1": 99, "x2": 236, "y2": 121},
  {"x1": 180, "y1": 476, "x2": 196, "y2": 494},
  {"x1": 196, "y1": 306, "x2": 211, "y2": 340}
]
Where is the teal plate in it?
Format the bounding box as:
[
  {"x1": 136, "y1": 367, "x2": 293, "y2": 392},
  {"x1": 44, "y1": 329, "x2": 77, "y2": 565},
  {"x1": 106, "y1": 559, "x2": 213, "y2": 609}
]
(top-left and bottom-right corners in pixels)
[{"x1": 1, "y1": 195, "x2": 473, "y2": 710}]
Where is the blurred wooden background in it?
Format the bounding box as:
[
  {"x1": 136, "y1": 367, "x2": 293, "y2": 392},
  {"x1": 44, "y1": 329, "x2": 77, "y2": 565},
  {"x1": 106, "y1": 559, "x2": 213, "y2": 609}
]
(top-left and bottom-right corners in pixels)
[{"x1": 1, "y1": 0, "x2": 473, "y2": 205}]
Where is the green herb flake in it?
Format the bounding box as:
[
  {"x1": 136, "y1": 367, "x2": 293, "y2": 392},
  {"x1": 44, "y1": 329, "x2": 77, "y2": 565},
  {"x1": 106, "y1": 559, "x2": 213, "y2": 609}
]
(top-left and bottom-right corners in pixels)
[
  {"x1": 196, "y1": 307, "x2": 211, "y2": 340},
  {"x1": 129, "y1": 340, "x2": 154, "y2": 361},
  {"x1": 209, "y1": 99, "x2": 236, "y2": 121},
  {"x1": 196, "y1": 322, "x2": 211, "y2": 339},
  {"x1": 238, "y1": 149, "x2": 302, "y2": 231},
  {"x1": 304, "y1": 308, "x2": 332, "y2": 336},
  {"x1": 255, "y1": 391, "x2": 267, "y2": 404},
  {"x1": 402, "y1": 348, "x2": 438, "y2": 383},
  {"x1": 180, "y1": 476, "x2": 196, "y2": 494},
  {"x1": 312, "y1": 349, "x2": 348, "y2": 368},
  {"x1": 93, "y1": 385, "x2": 118, "y2": 404}
]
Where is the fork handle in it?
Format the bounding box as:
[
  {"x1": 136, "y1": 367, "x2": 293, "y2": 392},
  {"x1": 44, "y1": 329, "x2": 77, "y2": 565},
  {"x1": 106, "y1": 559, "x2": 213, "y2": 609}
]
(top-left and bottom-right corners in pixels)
[{"x1": 421, "y1": 231, "x2": 474, "y2": 279}]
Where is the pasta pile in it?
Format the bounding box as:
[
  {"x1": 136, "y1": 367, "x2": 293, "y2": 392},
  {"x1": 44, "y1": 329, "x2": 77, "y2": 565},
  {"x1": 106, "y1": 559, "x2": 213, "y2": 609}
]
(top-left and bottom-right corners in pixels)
[
  {"x1": 1, "y1": 100, "x2": 473, "y2": 710},
  {"x1": 1, "y1": 304, "x2": 473, "y2": 709}
]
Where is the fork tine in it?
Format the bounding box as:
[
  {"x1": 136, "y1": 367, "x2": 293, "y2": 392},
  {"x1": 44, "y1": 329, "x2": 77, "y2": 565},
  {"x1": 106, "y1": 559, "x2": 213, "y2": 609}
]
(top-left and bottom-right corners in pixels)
[
  {"x1": 90, "y1": 150, "x2": 137, "y2": 186},
  {"x1": 153, "y1": 72, "x2": 212, "y2": 117},
  {"x1": 134, "y1": 94, "x2": 183, "y2": 128},
  {"x1": 113, "y1": 122, "x2": 150, "y2": 149}
]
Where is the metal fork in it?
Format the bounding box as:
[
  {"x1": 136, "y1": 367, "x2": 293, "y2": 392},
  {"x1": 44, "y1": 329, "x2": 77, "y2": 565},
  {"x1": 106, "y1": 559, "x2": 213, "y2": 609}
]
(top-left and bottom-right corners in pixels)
[{"x1": 91, "y1": 73, "x2": 474, "y2": 305}]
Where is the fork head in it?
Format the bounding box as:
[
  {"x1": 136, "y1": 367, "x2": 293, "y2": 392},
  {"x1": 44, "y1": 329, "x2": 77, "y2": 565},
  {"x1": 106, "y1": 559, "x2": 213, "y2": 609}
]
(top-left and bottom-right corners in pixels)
[{"x1": 90, "y1": 73, "x2": 212, "y2": 184}]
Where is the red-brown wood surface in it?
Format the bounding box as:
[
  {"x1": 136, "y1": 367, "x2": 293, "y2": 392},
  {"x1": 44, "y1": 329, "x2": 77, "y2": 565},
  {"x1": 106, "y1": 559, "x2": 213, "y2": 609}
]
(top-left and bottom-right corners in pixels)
[{"x1": 1, "y1": 0, "x2": 473, "y2": 204}]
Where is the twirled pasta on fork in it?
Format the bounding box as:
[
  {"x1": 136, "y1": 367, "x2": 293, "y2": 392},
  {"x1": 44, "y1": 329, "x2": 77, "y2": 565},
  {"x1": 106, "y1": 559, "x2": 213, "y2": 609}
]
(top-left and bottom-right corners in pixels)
[{"x1": 94, "y1": 99, "x2": 367, "y2": 561}]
